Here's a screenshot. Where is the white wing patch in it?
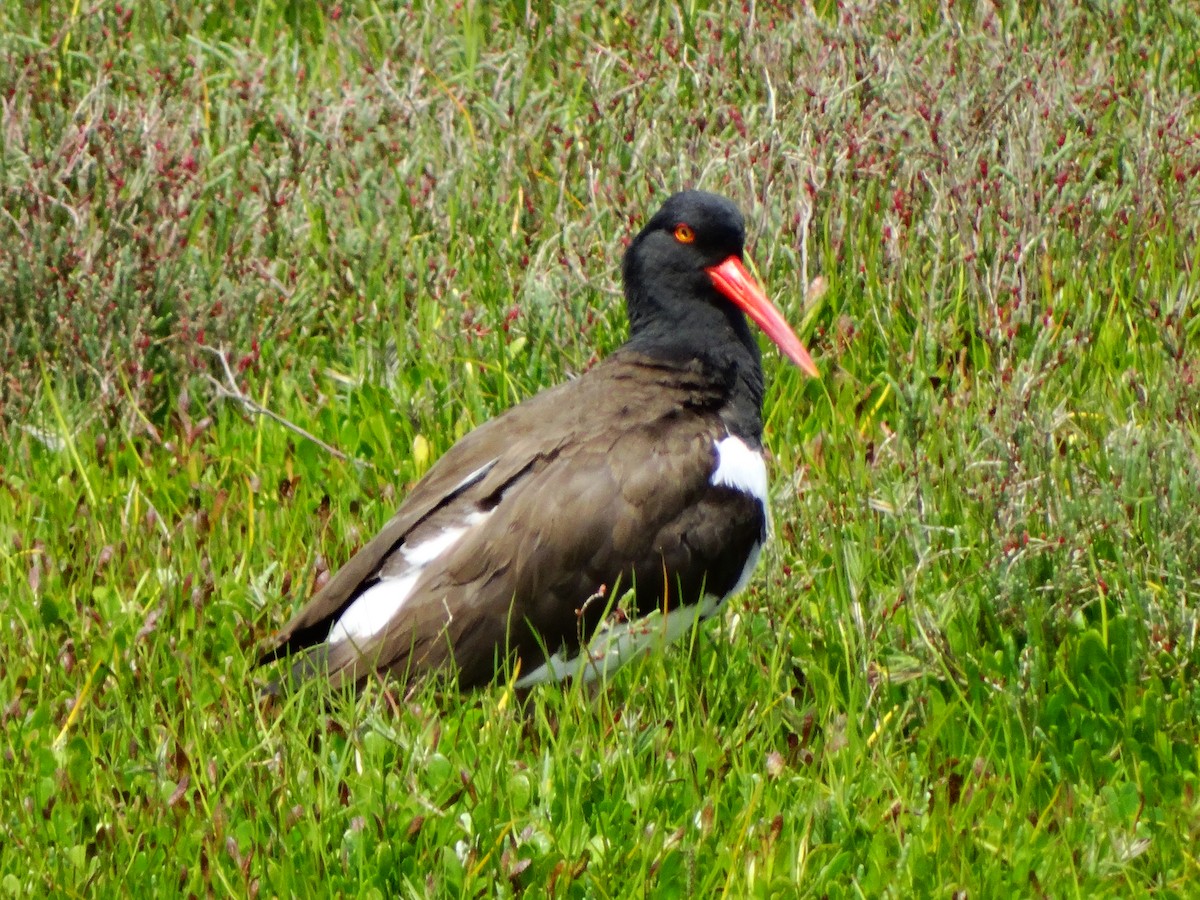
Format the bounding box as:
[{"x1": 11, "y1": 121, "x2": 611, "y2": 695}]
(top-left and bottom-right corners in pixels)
[
  {"x1": 400, "y1": 525, "x2": 469, "y2": 567},
  {"x1": 328, "y1": 571, "x2": 423, "y2": 647},
  {"x1": 711, "y1": 435, "x2": 768, "y2": 505},
  {"x1": 328, "y1": 510, "x2": 493, "y2": 647}
]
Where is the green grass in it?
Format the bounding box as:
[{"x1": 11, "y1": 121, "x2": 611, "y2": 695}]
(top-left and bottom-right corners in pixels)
[{"x1": 3, "y1": 0, "x2": 1200, "y2": 895}]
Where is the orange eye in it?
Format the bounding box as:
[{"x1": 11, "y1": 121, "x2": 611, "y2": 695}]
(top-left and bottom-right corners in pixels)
[{"x1": 674, "y1": 224, "x2": 695, "y2": 244}]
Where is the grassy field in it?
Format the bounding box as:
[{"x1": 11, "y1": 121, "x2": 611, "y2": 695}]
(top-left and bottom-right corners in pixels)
[{"x1": 3, "y1": 0, "x2": 1200, "y2": 895}]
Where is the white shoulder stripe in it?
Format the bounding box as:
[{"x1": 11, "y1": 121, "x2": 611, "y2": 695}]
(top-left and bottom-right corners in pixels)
[{"x1": 448, "y1": 458, "x2": 499, "y2": 496}]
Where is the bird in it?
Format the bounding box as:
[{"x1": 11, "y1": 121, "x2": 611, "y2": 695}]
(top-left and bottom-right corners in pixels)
[{"x1": 259, "y1": 190, "x2": 819, "y2": 692}]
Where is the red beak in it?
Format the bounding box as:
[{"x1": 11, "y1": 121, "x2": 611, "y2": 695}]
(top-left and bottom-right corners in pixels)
[{"x1": 705, "y1": 256, "x2": 819, "y2": 378}]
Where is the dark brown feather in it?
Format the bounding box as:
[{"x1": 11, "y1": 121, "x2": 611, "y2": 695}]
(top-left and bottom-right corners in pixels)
[{"x1": 261, "y1": 349, "x2": 765, "y2": 689}]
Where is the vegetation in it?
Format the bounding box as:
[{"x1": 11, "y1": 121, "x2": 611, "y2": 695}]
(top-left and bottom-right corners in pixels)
[{"x1": 3, "y1": 0, "x2": 1199, "y2": 895}]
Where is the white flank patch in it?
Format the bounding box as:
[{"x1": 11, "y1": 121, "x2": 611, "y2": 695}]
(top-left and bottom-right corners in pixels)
[
  {"x1": 711, "y1": 435, "x2": 768, "y2": 505},
  {"x1": 328, "y1": 511, "x2": 493, "y2": 647}
]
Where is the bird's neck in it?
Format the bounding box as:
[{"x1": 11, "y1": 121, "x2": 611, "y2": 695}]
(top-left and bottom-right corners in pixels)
[{"x1": 622, "y1": 284, "x2": 766, "y2": 441}]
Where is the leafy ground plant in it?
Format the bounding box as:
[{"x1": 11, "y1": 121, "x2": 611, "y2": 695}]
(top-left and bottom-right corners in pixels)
[{"x1": 2, "y1": 0, "x2": 1200, "y2": 896}]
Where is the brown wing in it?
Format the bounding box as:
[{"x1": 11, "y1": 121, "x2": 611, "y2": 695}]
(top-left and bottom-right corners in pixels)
[{"x1": 262, "y1": 351, "x2": 763, "y2": 689}]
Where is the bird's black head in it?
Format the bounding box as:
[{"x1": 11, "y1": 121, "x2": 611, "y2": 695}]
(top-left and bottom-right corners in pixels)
[
  {"x1": 627, "y1": 190, "x2": 749, "y2": 281},
  {"x1": 623, "y1": 192, "x2": 746, "y2": 334},
  {"x1": 621, "y1": 191, "x2": 817, "y2": 376}
]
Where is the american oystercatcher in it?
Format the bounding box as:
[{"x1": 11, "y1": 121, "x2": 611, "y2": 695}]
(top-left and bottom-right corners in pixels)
[{"x1": 261, "y1": 190, "x2": 818, "y2": 691}]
